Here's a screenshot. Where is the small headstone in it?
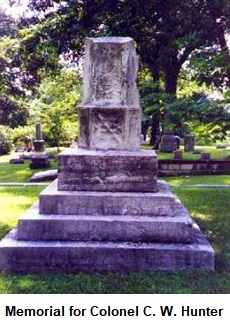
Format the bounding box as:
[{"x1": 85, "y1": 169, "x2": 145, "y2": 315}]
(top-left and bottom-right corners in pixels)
[
  {"x1": 33, "y1": 123, "x2": 45, "y2": 153},
  {"x1": 19, "y1": 154, "x2": 32, "y2": 160},
  {"x1": 201, "y1": 152, "x2": 211, "y2": 160},
  {"x1": 9, "y1": 158, "x2": 24, "y2": 164},
  {"x1": 174, "y1": 150, "x2": 183, "y2": 160},
  {"x1": 184, "y1": 134, "x2": 195, "y2": 152},
  {"x1": 216, "y1": 143, "x2": 229, "y2": 149},
  {"x1": 30, "y1": 169, "x2": 58, "y2": 182},
  {"x1": 30, "y1": 153, "x2": 51, "y2": 169},
  {"x1": 30, "y1": 124, "x2": 50, "y2": 169},
  {"x1": 159, "y1": 131, "x2": 178, "y2": 152}
]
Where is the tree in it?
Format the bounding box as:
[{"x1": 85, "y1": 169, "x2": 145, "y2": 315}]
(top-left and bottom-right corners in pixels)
[
  {"x1": 141, "y1": 80, "x2": 230, "y2": 145},
  {"x1": 0, "y1": 7, "x2": 29, "y2": 127},
  {"x1": 16, "y1": 1, "x2": 230, "y2": 145},
  {"x1": 29, "y1": 69, "x2": 82, "y2": 147},
  {"x1": 20, "y1": 0, "x2": 230, "y2": 95}
]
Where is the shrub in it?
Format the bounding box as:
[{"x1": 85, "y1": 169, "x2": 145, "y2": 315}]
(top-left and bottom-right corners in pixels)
[{"x1": 0, "y1": 126, "x2": 12, "y2": 155}]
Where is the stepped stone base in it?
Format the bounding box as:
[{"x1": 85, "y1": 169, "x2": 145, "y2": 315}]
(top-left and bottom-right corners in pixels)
[
  {"x1": 0, "y1": 180, "x2": 215, "y2": 272},
  {"x1": 17, "y1": 202, "x2": 194, "y2": 243},
  {"x1": 40, "y1": 180, "x2": 181, "y2": 216},
  {"x1": 0, "y1": 227, "x2": 214, "y2": 273}
]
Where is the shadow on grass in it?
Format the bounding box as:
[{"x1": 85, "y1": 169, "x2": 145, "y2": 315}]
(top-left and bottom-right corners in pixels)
[{"x1": 173, "y1": 187, "x2": 230, "y2": 272}]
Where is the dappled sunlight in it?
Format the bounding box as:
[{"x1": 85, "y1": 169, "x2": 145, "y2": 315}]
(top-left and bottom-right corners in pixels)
[
  {"x1": 191, "y1": 211, "x2": 213, "y2": 223},
  {"x1": 0, "y1": 274, "x2": 39, "y2": 294},
  {"x1": 0, "y1": 188, "x2": 42, "y2": 226}
]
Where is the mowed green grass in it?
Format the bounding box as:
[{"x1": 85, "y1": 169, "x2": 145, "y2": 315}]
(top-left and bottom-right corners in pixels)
[
  {"x1": 0, "y1": 160, "x2": 57, "y2": 183},
  {"x1": 0, "y1": 186, "x2": 45, "y2": 238},
  {"x1": 164, "y1": 175, "x2": 230, "y2": 185},
  {"x1": 142, "y1": 145, "x2": 230, "y2": 160},
  {"x1": 0, "y1": 186, "x2": 229, "y2": 294}
]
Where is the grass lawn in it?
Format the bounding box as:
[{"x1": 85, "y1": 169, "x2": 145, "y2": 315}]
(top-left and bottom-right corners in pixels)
[
  {"x1": 0, "y1": 185, "x2": 229, "y2": 294},
  {"x1": 0, "y1": 147, "x2": 229, "y2": 293},
  {"x1": 163, "y1": 175, "x2": 230, "y2": 185},
  {"x1": 0, "y1": 158, "x2": 57, "y2": 183},
  {"x1": 0, "y1": 186, "x2": 44, "y2": 239},
  {"x1": 142, "y1": 145, "x2": 230, "y2": 160}
]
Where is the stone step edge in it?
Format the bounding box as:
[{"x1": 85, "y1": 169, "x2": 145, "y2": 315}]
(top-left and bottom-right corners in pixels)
[
  {"x1": 0, "y1": 228, "x2": 215, "y2": 273},
  {"x1": 21, "y1": 201, "x2": 193, "y2": 222},
  {"x1": 17, "y1": 202, "x2": 194, "y2": 243}
]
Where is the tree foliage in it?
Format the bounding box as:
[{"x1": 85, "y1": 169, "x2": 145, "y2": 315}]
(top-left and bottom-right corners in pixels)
[
  {"x1": 0, "y1": 8, "x2": 29, "y2": 127},
  {"x1": 140, "y1": 80, "x2": 230, "y2": 145},
  {"x1": 29, "y1": 69, "x2": 82, "y2": 147},
  {"x1": 20, "y1": 0, "x2": 230, "y2": 94}
]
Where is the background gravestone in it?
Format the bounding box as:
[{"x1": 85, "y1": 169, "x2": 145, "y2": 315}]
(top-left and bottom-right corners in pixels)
[
  {"x1": 159, "y1": 130, "x2": 178, "y2": 152},
  {"x1": 184, "y1": 134, "x2": 195, "y2": 152},
  {"x1": 30, "y1": 123, "x2": 50, "y2": 169}
]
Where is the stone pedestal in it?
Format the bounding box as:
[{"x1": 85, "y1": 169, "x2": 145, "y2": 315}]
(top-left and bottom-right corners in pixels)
[
  {"x1": 0, "y1": 37, "x2": 214, "y2": 273},
  {"x1": 79, "y1": 106, "x2": 140, "y2": 151},
  {"x1": 58, "y1": 149, "x2": 158, "y2": 192}
]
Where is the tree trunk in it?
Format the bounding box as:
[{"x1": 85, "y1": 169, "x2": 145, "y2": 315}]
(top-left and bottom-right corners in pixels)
[
  {"x1": 210, "y1": 2, "x2": 230, "y2": 87},
  {"x1": 149, "y1": 117, "x2": 160, "y2": 147},
  {"x1": 146, "y1": 66, "x2": 161, "y2": 146},
  {"x1": 214, "y1": 22, "x2": 230, "y2": 87},
  {"x1": 165, "y1": 66, "x2": 180, "y2": 95}
]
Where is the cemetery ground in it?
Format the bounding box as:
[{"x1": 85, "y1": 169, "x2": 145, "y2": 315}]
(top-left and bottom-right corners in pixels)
[{"x1": 0, "y1": 147, "x2": 229, "y2": 293}]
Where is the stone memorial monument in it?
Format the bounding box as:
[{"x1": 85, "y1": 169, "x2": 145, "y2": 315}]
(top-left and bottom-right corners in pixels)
[
  {"x1": 30, "y1": 123, "x2": 50, "y2": 169},
  {"x1": 0, "y1": 37, "x2": 214, "y2": 273}
]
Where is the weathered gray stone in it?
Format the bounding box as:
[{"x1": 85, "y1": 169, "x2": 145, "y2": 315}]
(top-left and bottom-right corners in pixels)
[
  {"x1": 0, "y1": 228, "x2": 214, "y2": 273},
  {"x1": 30, "y1": 169, "x2": 58, "y2": 182},
  {"x1": 34, "y1": 123, "x2": 45, "y2": 152},
  {"x1": 216, "y1": 143, "x2": 229, "y2": 149},
  {"x1": 184, "y1": 134, "x2": 195, "y2": 152},
  {"x1": 35, "y1": 124, "x2": 42, "y2": 140},
  {"x1": 79, "y1": 106, "x2": 141, "y2": 151},
  {"x1": 30, "y1": 153, "x2": 50, "y2": 169},
  {"x1": 83, "y1": 37, "x2": 139, "y2": 108},
  {"x1": 159, "y1": 132, "x2": 178, "y2": 153},
  {"x1": 33, "y1": 140, "x2": 45, "y2": 153},
  {"x1": 79, "y1": 37, "x2": 141, "y2": 151},
  {"x1": 17, "y1": 202, "x2": 194, "y2": 243},
  {"x1": 40, "y1": 180, "x2": 181, "y2": 217},
  {"x1": 9, "y1": 158, "x2": 24, "y2": 164},
  {"x1": 58, "y1": 149, "x2": 157, "y2": 192}
]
